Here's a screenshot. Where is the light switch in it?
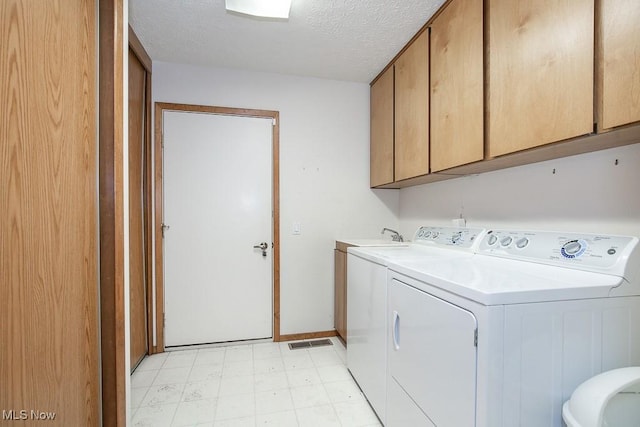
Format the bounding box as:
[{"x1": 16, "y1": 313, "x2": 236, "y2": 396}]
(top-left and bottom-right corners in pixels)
[{"x1": 293, "y1": 222, "x2": 301, "y2": 235}]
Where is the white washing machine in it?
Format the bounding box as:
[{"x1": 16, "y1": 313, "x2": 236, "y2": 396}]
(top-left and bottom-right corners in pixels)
[
  {"x1": 347, "y1": 226, "x2": 486, "y2": 424},
  {"x1": 386, "y1": 229, "x2": 640, "y2": 427}
]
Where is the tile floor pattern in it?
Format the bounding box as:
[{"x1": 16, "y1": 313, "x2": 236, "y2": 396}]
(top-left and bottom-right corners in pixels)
[{"x1": 131, "y1": 338, "x2": 382, "y2": 427}]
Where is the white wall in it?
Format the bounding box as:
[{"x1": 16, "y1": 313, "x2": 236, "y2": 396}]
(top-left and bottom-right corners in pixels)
[
  {"x1": 399, "y1": 143, "x2": 640, "y2": 238},
  {"x1": 153, "y1": 61, "x2": 399, "y2": 336}
]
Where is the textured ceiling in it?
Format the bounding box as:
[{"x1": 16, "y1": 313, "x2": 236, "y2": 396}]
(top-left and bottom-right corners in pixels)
[{"x1": 129, "y1": 0, "x2": 447, "y2": 83}]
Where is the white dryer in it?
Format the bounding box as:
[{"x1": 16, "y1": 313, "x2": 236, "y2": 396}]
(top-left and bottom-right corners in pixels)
[
  {"x1": 347, "y1": 226, "x2": 485, "y2": 424},
  {"x1": 386, "y1": 229, "x2": 640, "y2": 427}
]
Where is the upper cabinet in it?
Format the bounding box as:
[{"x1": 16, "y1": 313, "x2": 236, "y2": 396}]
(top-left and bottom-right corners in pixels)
[
  {"x1": 394, "y1": 30, "x2": 430, "y2": 181},
  {"x1": 487, "y1": 0, "x2": 594, "y2": 157},
  {"x1": 369, "y1": 0, "x2": 640, "y2": 189},
  {"x1": 430, "y1": 0, "x2": 484, "y2": 172},
  {"x1": 370, "y1": 66, "x2": 394, "y2": 187},
  {"x1": 597, "y1": 0, "x2": 640, "y2": 130}
]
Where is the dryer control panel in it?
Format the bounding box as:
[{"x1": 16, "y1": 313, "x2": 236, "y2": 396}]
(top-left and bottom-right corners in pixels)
[
  {"x1": 413, "y1": 226, "x2": 485, "y2": 249},
  {"x1": 478, "y1": 230, "x2": 639, "y2": 276}
]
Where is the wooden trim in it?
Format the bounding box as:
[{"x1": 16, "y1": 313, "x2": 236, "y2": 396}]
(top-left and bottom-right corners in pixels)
[
  {"x1": 375, "y1": 123, "x2": 640, "y2": 189},
  {"x1": 155, "y1": 102, "x2": 279, "y2": 119},
  {"x1": 99, "y1": 0, "x2": 126, "y2": 425},
  {"x1": 154, "y1": 102, "x2": 281, "y2": 350},
  {"x1": 128, "y1": 27, "x2": 155, "y2": 358},
  {"x1": 128, "y1": 25, "x2": 152, "y2": 72},
  {"x1": 153, "y1": 103, "x2": 165, "y2": 353},
  {"x1": 144, "y1": 70, "x2": 155, "y2": 355},
  {"x1": 272, "y1": 112, "x2": 282, "y2": 342},
  {"x1": 279, "y1": 330, "x2": 338, "y2": 342}
]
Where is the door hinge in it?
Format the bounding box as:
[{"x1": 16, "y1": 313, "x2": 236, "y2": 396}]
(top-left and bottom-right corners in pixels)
[
  {"x1": 272, "y1": 117, "x2": 277, "y2": 126},
  {"x1": 474, "y1": 329, "x2": 478, "y2": 347}
]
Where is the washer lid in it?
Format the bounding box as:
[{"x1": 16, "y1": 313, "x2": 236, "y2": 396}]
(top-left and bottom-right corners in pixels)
[
  {"x1": 348, "y1": 244, "x2": 472, "y2": 266},
  {"x1": 388, "y1": 255, "x2": 626, "y2": 305}
]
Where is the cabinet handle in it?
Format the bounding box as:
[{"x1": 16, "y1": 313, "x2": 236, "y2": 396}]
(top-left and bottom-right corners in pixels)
[{"x1": 392, "y1": 310, "x2": 400, "y2": 351}]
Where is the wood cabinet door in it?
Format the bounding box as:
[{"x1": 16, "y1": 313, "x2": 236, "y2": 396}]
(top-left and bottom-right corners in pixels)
[
  {"x1": 370, "y1": 66, "x2": 395, "y2": 187},
  {"x1": 598, "y1": 0, "x2": 640, "y2": 130},
  {"x1": 395, "y1": 30, "x2": 430, "y2": 181},
  {"x1": 488, "y1": 0, "x2": 594, "y2": 157},
  {"x1": 430, "y1": 0, "x2": 484, "y2": 172},
  {"x1": 334, "y1": 249, "x2": 347, "y2": 342}
]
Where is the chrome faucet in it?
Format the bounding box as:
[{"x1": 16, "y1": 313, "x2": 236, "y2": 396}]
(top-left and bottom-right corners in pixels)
[{"x1": 381, "y1": 227, "x2": 403, "y2": 242}]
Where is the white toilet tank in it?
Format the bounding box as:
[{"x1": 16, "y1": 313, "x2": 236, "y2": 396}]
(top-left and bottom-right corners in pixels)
[{"x1": 563, "y1": 367, "x2": 640, "y2": 427}]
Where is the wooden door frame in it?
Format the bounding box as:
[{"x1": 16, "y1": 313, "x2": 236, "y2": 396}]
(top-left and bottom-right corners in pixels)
[
  {"x1": 128, "y1": 26, "x2": 155, "y2": 361},
  {"x1": 99, "y1": 8, "x2": 153, "y2": 425},
  {"x1": 99, "y1": 0, "x2": 126, "y2": 425},
  {"x1": 153, "y1": 102, "x2": 281, "y2": 351}
]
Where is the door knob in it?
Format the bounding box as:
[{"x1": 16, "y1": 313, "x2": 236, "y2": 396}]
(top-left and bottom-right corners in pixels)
[{"x1": 253, "y1": 242, "x2": 268, "y2": 256}]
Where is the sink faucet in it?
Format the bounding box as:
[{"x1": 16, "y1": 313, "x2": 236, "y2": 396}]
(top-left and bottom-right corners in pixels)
[{"x1": 381, "y1": 227, "x2": 403, "y2": 242}]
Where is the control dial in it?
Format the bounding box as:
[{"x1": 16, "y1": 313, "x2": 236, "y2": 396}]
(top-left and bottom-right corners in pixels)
[
  {"x1": 500, "y1": 236, "x2": 513, "y2": 247},
  {"x1": 561, "y1": 239, "x2": 587, "y2": 259},
  {"x1": 515, "y1": 237, "x2": 529, "y2": 249},
  {"x1": 487, "y1": 234, "x2": 498, "y2": 246}
]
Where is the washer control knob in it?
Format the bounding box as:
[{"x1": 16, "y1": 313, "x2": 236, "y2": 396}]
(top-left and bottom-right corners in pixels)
[
  {"x1": 451, "y1": 232, "x2": 462, "y2": 245},
  {"x1": 500, "y1": 236, "x2": 513, "y2": 247},
  {"x1": 423, "y1": 231, "x2": 431, "y2": 238},
  {"x1": 515, "y1": 237, "x2": 529, "y2": 249},
  {"x1": 487, "y1": 234, "x2": 498, "y2": 246},
  {"x1": 431, "y1": 232, "x2": 439, "y2": 239},
  {"x1": 561, "y1": 240, "x2": 584, "y2": 258}
]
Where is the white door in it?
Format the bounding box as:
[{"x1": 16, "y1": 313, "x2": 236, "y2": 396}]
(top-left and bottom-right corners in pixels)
[
  {"x1": 163, "y1": 110, "x2": 273, "y2": 347},
  {"x1": 388, "y1": 278, "x2": 477, "y2": 427}
]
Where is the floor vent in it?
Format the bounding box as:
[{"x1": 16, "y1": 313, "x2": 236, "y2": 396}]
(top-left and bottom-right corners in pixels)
[{"x1": 288, "y1": 339, "x2": 333, "y2": 350}]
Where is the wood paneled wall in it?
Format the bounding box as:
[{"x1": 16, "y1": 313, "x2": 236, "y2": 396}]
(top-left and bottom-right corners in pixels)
[{"x1": 1, "y1": 0, "x2": 100, "y2": 425}]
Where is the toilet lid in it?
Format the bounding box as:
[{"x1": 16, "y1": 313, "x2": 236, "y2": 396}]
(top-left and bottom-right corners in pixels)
[{"x1": 563, "y1": 367, "x2": 640, "y2": 427}]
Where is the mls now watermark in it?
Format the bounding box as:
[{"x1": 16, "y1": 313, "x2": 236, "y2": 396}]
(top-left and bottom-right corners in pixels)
[{"x1": 2, "y1": 409, "x2": 56, "y2": 421}]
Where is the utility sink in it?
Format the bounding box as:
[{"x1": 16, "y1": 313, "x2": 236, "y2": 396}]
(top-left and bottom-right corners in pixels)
[{"x1": 336, "y1": 239, "x2": 408, "y2": 247}]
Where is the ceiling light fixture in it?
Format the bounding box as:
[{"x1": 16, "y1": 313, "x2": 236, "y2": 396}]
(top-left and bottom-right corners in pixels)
[{"x1": 225, "y1": 0, "x2": 292, "y2": 19}]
